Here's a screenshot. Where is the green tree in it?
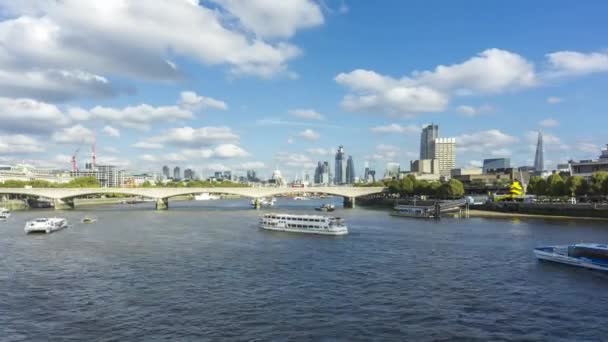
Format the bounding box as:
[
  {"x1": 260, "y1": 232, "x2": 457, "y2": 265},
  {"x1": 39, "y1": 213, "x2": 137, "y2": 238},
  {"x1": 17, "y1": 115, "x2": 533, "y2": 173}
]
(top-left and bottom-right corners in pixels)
[
  {"x1": 399, "y1": 177, "x2": 414, "y2": 196},
  {"x1": 527, "y1": 176, "x2": 547, "y2": 196},
  {"x1": 388, "y1": 179, "x2": 400, "y2": 194},
  {"x1": 141, "y1": 180, "x2": 152, "y2": 188},
  {"x1": 66, "y1": 176, "x2": 100, "y2": 188},
  {"x1": 428, "y1": 181, "x2": 442, "y2": 197},
  {"x1": 565, "y1": 176, "x2": 583, "y2": 197},
  {"x1": 591, "y1": 172, "x2": 608, "y2": 196},
  {"x1": 440, "y1": 179, "x2": 464, "y2": 198},
  {"x1": 547, "y1": 173, "x2": 566, "y2": 197}
]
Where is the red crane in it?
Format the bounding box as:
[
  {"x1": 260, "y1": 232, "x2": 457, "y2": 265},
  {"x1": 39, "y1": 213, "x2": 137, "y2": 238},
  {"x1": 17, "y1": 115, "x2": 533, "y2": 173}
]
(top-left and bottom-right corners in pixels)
[{"x1": 71, "y1": 146, "x2": 81, "y2": 172}]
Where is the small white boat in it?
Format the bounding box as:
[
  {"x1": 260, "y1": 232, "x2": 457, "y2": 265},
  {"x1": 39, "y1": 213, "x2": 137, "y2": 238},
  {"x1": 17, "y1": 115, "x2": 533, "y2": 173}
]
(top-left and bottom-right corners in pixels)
[
  {"x1": 0, "y1": 208, "x2": 10, "y2": 219},
  {"x1": 251, "y1": 197, "x2": 276, "y2": 207},
  {"x1": 81, "y1": 216, "x2": 97, "y2": 224},
  {"x1": 293, "y1": 196, "x2": 309, "y2": 201},
  {"x1": 24, "y1": 217, "x2": 69, "y2": 234},
  {"x1": 315, "y1": 203, "x2": 335, "y2": 212},
  {"x1": 195, "y1": 193, "x2": 220, "y2": 201},
  {"x1": 260, "y1": 213, "x2": 348, "y2": 235},
  {"x1": 534, "y1": 243, "x2": 608, "y2": 272}
]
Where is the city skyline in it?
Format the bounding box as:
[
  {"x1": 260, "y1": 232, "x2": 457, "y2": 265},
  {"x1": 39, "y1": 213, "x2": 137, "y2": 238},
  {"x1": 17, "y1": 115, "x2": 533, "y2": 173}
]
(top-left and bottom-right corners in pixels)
[{"x1": 0, "y1": 1, "x2": 607, "y2": 180}]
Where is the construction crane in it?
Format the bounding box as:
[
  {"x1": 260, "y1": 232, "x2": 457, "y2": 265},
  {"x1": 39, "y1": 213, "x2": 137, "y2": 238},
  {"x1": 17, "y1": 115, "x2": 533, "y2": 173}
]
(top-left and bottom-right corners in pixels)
[{"x1": 71, "y1": 146, "x2": 81, "y2": 172}]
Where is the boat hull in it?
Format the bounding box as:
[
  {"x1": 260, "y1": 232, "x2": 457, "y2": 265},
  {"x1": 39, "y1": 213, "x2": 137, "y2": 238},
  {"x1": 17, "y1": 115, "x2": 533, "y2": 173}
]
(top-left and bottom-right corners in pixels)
[
  {"x1": 25, "y1": 224, "x2": 68, "y2": 234},
  {"x1": 390, "y1": 211, "x2": 434, "y2": 219},
  {"x1": 261, "y1": 225, "x2": 348, "y2": 236},
  {"x1": 534, "y1": 249, "x2": 608, "y2": 272}
]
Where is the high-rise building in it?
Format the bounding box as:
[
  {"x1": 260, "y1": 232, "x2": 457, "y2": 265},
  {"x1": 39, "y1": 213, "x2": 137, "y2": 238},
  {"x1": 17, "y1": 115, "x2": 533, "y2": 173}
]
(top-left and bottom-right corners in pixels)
[
  {"x1": 433, "y1": 138, "x2": 456, "y2": 177},
  {"x1": 346, "y1": 155, "x2": 355, "y2": 184},
  {"x1": 420, "y1": 124, "x2": 439, "y2": 160},
  {"x1": 71, "y1": 164, "x2": 123, "y2": 187},
  {"x1": 334, "y1": 145, "x2": 347, "y2": 185},
  {"x1": 534, "y1": 131, "x2": 544, "y2": 172},
  {"x1": 314, "y1": 161, "x2": 331, "y2": 185},
  {"x1": 173, "y1": 166, "x2": 181, "y2": 180},
  {"x1": 483, "y1": 158, "x2": 511, "y2": 173},
  {"x1": 184, "y1": 168, "x2": 194, "y2": 180},
  {"x1": 223, "y1": 171, "x2": 232, "y2": 181},
  {"x1": 363, "y1": 162, "x2": 376, "y2": 183},
  {"x1": 162, "y1": 165, "x2": 170, "y2": 179},
  {"x1": 384, "y1": 162, "x2": 400, "y2": 179},
  {"x1": 247, "y1": 170, "x2": 259, "y2": 182}
]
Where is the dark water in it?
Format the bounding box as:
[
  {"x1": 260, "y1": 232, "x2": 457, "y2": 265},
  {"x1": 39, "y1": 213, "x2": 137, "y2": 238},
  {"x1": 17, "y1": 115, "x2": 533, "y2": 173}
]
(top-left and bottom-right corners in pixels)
[{"x1": 2, "y1": 198, "x2": 608, "y2": 341}]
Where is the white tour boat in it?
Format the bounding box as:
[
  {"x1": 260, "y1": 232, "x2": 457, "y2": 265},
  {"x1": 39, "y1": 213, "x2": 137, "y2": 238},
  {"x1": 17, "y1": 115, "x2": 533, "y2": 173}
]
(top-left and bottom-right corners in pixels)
[
  {"x1": 194, "y1": 193, "x2": 220, "y2": 201},
  {"x1": 260, "y1": 213, "x2": 348, "y2": 235},
  {"x1": 534, "y1": 243, "x2": 608, "y2": 272},
  {"x1": 24, "y1": 217, "x2": 69, "y2": 234},
  {"x1": 0, "y1": 208, "x2": 10, "y2": 219}
]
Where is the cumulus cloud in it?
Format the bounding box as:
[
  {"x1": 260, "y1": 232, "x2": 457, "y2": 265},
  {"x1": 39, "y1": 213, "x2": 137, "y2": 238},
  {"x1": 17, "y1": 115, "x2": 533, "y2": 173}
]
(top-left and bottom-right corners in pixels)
[
  {"x1": 138, "y1": 144, "x2": 248, "y2": 162},
  {"x1": 0, "y1": 97, "x2": 70, "y2": 133},
  {"x1": 69, "y1": 104, "x2": 193, "y2": 130},
  {"x1": 306, "y1": 147, "x2": 334, "y2": 155},
  {"x1": 0, "y1": 0, "x2": 315, "y2": 101},
  {"x1": 456, "y1": 104, "x2": 494, "y2": 117},
  {"x1": 0, "y1": 134, "x2": 44, "y2": 154},
  {"x1": 178, "y1": 91, "x2": 227, "y2": 111},
  {"x1": 211, "y1": 0, "x2": 324, "y2": 38},
  {"x1": 370, "y1": 123, "x2": 420, "y2": 134},
  {"x1": 147, "y1": 126, "x2": 239, "y2": 147},
  {"x1": 545, "y1": 50, "x2": 608, "y2": 77},
  {"x1": 274, "y1": 152, "x2": 316, "y2": 168},
  {"x1": 457, "y1": 129, "x2": 518, "y2": 153},
  {"x1": 546, "y1": 96, "x2": 563, "y2": 104},
  {"x1": 539, "y1": 118, "x2": 559, "y2": 128},
  {"x1": 132, "y1": 141, "x2": 163, "y2": 150},
  {"x1": 102, "y1": 125, "x2": 120, "y2": 137},
  {"x1": 288, "y1": 109, "x2": 324, "y2": 120},
  {"x1": 297, "y1": 129, "x2": 320, "y2": 141},
  {"x1": 52, "y1": 124, "x2": 95, "y2": 144}
]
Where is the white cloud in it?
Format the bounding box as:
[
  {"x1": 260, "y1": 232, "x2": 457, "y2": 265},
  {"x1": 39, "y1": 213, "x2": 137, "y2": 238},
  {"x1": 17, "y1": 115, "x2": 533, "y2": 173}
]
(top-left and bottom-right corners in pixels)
[
  {"x1": 178, "y1": 91, "x2": 227, "y2": 111},
  {"x1": 0, "y1": 0, "x2": 310, "y2": 101},
  {"x1": 287, "y1": 138, "x2": 294, "y2": 144},
  {"x1": 306, "y1": 147, "x2": 333, "y2": 155},
  {"x1": 52, "y1": 124, "x2": 95, "y2": 144},
  {"x1": 456, "y1": 104, "x2": 493, "y2": 117},
  {"x1": 297, "y1": 129, "x2": 320, "y2": 141},
  {"x1": 457, "y1": 129, "x2": 518, "y2": 153},
  {"x1": 468, "y1": 160, "x2": 483, "y2": 168},
  {"x1": 546, "y1": 96, "x2": 563, "y2": 104},
  {"x1": 147, "y1": 126, "x2": 239, "y2": 147},
  {"x1": 236, "y1": 161, "x2": 266, "y2": 170},
  {"x1": 574, "y1": 142, "x2": 600, "y2": 155},
  {"x1": 546, "y1": 50, "x2": 608, "y2": 76},
  {"x1": 102, "y1": 125, "x2": 120, "y2": 137},
  {"x1": 274, "y1": 152, "x2": 316, "y2": 168},
  {"x1": 138, "y1": 144, "x2": 248, "y2": 162},
  {"x1": 0, "y1": 97, "x2": 70, "y2": 133},
  {"x1": 69, "y1": 104, "x2": 193, "y2": 130},
  {"x1": 288, "y1": 109, "x2": 324, "y2": 120},
  {"x1": 211, "y1": 0, "x2": 324, "y2": 38},
  {"x1": 539, "y1": 118, "x2": 559, "y2": 128},
  {"x1": 132, "y1": 142, "x2": 163, "y2": 150},
  {"x1": 213, "y1": 144, "x2": 249, "y2": 158},
  {"x1": 525, "y1": 131, "x2": 569, "y2": 152},
  {"x1": 370, "y1": 123, "x2": 420, "y2": 134},
  {"x1": 0, "y1": 134, "x2": 44, "y2": 154}
]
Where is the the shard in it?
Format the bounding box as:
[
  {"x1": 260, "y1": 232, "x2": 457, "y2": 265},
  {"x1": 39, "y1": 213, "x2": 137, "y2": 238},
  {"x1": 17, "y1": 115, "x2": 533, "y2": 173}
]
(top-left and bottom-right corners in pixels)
[{"x1": 534, "y1": 131, "x2": 544, "y2": 172}]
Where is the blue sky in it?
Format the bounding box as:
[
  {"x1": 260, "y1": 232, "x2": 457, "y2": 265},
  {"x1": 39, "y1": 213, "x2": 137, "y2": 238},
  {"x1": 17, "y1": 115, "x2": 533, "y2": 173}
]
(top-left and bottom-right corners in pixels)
[{"x1": 0, "y1": 0, "x2": 607, "y2": 180}]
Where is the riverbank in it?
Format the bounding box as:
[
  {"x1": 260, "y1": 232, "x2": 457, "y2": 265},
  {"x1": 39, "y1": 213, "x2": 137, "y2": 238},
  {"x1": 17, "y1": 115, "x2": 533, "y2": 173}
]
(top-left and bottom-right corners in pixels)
[{"x1": 468, "y1": 209, "x2": 608, "y2": 221}]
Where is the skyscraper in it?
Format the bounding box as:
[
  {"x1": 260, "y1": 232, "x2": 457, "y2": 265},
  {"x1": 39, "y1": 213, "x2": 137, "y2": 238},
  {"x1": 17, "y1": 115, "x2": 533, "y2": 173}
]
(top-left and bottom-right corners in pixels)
[
  {"x1": 334, "y1": 145, "x2": 347, "y2": 184},
  {"x1": 173, "y1": 166, "x2": 181, "y2": 180},
  {"x1": 346, "y1": 155, "x2": 355, "y2": 184},
  {"x1": 433, "y1": 138, "x2": 456, "y2": 177},
  {"x1": 162, "y1": 165, "x2": 170, "y2": 179},
  {"x1": 420, "y1": 124, "x2": 439, "y2": 159},
  {"x1": 534, "y1": 131, "x2": 544, "y2": 172},
  {"x1": 184, "y1": 168, "x2": 194, "y2": 180}
]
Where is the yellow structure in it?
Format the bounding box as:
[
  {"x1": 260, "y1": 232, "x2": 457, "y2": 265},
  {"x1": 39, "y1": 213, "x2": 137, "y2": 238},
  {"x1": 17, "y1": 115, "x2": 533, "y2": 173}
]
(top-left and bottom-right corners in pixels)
[{"x1": 494, "y1": 181, "x2": 524, "y2": 202}]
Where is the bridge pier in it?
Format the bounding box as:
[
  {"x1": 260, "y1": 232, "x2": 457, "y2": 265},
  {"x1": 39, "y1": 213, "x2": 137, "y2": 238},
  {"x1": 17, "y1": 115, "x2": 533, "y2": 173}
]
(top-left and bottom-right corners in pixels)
[
  {"x1": 155, "y1": 198, "x2": 169, "y2": 210},
  {"x1": 53, "y1": 198, "x2": 74, "y2": 210},
  {"x1": 343, "y1": 196, "x2": 356, "y2": 209}
]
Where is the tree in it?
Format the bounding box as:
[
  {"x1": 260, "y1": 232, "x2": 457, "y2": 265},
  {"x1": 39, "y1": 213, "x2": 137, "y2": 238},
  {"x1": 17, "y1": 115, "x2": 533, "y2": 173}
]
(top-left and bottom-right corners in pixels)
[
  {"x1": 141, "y1": 180, "x2": 152, "y2": 188},
  {"x1": 399, "y1": 177, "x2": 414, "y2": 196},
  {"x1": 547, "y1": 173, "x2": 566, "y2": 197},
  {"x1": 428, "y1": 181, "x2": 442, "y2": 197},
  {"x1": 441, "y1": 179, "x2": 464, "y2": 198},
  {"x1": 591, "y1": 172, "x2": 608, "y2": 196},
  {"x1": 388, "y1": 179, "x2": 400, "y2": 194},
  {"x1": 565, "y1": 176, "x2": 583, "y2": 197},
  {"x1": 66, "y1": 176, "x2": 100, "y2": 188},
  {"x1": 527, "y1": 176, "x2": 547, "y2": 196}
]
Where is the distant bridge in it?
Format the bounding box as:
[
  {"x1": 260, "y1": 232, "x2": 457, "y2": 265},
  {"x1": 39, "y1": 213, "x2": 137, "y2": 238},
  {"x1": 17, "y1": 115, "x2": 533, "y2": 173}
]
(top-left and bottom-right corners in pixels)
[{"x1": 0, "y1": 187, "x2": 386, "y2": 210}]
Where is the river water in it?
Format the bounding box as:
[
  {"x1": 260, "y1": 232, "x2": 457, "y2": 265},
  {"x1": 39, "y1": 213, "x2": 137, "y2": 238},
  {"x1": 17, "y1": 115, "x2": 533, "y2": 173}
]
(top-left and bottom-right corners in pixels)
[{"x1": 1, "y1": 198, "x2": 608, "y2": 341}]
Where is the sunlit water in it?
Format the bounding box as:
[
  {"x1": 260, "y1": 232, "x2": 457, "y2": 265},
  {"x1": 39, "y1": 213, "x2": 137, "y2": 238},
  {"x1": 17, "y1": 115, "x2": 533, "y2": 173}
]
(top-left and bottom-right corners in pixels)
[{"x1": 2, "y1": 198, "x2": 608, "y2": 341}]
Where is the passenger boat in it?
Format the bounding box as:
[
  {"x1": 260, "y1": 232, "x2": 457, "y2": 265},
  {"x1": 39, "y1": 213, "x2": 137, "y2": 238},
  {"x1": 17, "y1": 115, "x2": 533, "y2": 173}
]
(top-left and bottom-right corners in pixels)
[
  {"x1": 24, "y1": 218, "x2": 69, "y2": 234},
  {"x1": 390, "y1": 205, "x2": 435, "y2": 218},
  {"x1": 293, "y1": 196, "x2": 309, "y2": 200},
  {"x1": 251, "y1": 197, "x2": 276, "y2": 207},
  {"x1": 534, "y1": 243, "x2": 608, "y2": 272},
  {"x1": 260, "y1": 213, "x2": 348, "y2": 235},
  {"x1": 0, "y1": 208, "x2": 10, "y2": 219},
  {"x1": 315, "y1": 203, "x2": 335, "y2": 212},
  {"x1": 81, "y1": 216, "x2": 97, "y2": 223},
  {"x1": 194, "y1": 193, "x2": 220, "y2": 201}
]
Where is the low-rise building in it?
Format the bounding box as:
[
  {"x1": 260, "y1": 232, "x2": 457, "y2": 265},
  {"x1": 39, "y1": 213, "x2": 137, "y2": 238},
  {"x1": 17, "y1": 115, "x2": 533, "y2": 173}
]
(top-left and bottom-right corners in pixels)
[
  {"x1": 569, "y1": 144, "x2": 608, "y2": 179},
  {"x1": 410, "y1": 159, "x2": 439, "y2": 175},
  {"x1": 451, "y1": 167, "x2": 483, "y2": 177},
  {"x1": 71, "y1": 164, "x2": 123, "y2": 187},
  {"x1": 0, "y1": 164, "x2": 72, "y2": 184},
  {"x1": 452, "y1": 168, "x2": 530, "y2": 188}
]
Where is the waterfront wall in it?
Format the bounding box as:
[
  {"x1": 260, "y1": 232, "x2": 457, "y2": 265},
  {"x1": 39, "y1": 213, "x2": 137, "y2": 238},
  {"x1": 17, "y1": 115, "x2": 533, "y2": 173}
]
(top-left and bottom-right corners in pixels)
[{"x1": 474, "y1": 202, "x2": 608, "y2": 219}]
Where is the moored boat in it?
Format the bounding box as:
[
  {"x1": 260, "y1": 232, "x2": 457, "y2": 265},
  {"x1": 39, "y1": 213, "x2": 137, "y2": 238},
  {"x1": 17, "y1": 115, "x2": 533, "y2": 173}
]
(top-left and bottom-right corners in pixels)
[
  {"x1": 81, "y1": 216, "x2": 97, "y2": 223},
  {"x1": 390, "y1": 205, "x2": 435, "y2": 218},
  {"x1": 251, "y1": 197, "x2": 276, "y2": 207},
  {"x1": 0, "y1": 208, "x2": 10, "y2": 219},
  {"x1": 534, "y1": 243, "x2": 608, "y2": 272},
  {"x1": 195, "y1": 193, "x2": 220, "y2": 201},
  {"x1": 24, "y1": 217, "x2": 69, "y2": 234},
  {"x1": 260, "y1": 213, "x2": 348, "y2": 235},
  {"x1": 315, "y1": 203, "x2": 335, "y2": 212}
]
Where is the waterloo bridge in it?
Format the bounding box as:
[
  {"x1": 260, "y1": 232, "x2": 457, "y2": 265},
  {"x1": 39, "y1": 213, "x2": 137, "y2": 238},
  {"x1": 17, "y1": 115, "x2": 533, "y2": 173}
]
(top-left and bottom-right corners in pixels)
[{"x1": 0, "y1": 186, "x2": 387, "y2": 210}]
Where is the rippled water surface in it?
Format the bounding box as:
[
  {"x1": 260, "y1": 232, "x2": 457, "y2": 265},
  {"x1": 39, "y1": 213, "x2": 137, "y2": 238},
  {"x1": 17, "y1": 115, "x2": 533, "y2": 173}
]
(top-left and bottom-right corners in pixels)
[{"x1": 2, "y1": 198, "x2": 608, "y2": 341}]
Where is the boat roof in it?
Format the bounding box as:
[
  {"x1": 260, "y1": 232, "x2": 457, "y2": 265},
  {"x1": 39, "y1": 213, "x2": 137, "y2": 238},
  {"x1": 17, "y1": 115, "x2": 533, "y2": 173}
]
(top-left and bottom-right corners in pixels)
[
  {"x1": 574, "y1": 243, "x2": 608, "y2": 250},
  {"x1": 264, "y1": 213, "x2": 340, "y2": 219}
]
